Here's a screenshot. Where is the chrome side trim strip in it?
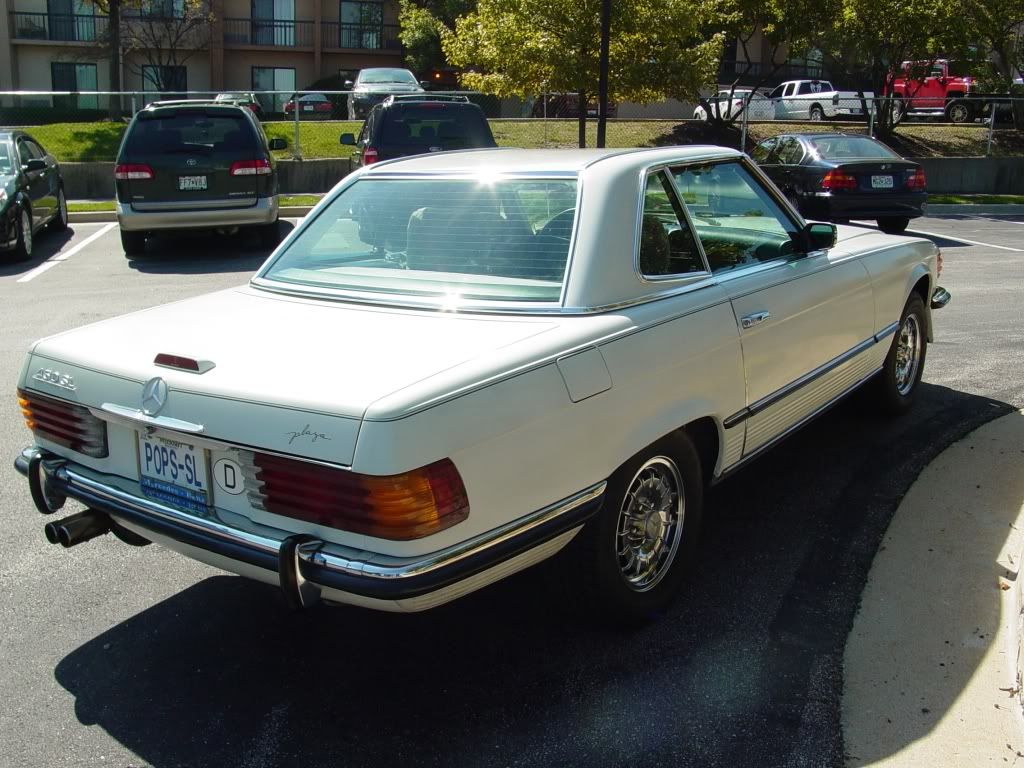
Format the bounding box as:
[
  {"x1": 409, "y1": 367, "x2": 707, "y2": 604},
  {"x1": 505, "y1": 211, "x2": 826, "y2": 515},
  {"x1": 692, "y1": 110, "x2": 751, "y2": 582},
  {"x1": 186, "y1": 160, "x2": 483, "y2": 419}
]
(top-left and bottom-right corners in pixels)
[
  {"x1": 874, "y1": 321, "x2": 899, "y2": 342},
  {"x1": 724, "y1": 332, "x2": 880, "y2": 429},
  {"x1": 716, "y1": 365, "x2": 884, "y2": 481}
]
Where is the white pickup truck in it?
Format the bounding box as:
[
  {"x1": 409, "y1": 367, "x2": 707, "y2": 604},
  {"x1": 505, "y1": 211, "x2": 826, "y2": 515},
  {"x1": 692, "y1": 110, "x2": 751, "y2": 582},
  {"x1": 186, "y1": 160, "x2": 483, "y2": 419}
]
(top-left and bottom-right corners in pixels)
[{"x1": 766, "y1": 80, "x2": 873, "y2": 121}]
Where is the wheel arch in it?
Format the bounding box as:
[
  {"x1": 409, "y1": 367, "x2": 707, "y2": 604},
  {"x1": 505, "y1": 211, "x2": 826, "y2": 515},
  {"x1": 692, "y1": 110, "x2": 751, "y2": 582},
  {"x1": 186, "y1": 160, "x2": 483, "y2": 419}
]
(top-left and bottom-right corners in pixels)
[
  {"x1": 909, "y1": 270, "x2": 933, "y2": 341},
  {"x1": 680, "y1": 416, "x2": 720, "y2": 488}
]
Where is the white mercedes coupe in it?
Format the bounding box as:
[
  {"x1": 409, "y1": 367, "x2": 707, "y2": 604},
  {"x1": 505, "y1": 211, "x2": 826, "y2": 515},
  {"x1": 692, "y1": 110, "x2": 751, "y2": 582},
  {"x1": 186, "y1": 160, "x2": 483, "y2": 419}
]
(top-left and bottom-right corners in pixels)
[{"x1": 15, "y1": 147, "x2": 949, "y2": 622}]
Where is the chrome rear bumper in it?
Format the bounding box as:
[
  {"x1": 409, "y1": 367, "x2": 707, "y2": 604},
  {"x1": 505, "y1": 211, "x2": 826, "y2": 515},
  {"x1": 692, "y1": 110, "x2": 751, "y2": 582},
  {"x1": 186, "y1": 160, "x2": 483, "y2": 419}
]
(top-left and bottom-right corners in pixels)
[{"x1": 15, "y1": 447, "x2": 605, "y2": 608}]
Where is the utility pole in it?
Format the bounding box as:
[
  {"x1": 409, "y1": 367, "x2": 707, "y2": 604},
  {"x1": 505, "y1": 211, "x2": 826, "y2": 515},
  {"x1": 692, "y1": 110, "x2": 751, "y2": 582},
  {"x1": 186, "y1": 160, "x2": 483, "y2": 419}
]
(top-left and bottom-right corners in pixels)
[{"x1": 596, "y1": 0, "x2": 610, "y2": 148}]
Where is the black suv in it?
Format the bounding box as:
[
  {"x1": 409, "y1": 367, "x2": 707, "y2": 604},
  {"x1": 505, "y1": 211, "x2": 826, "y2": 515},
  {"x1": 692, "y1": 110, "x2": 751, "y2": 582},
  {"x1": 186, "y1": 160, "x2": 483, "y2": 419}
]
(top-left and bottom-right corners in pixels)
[
  {"x1": 341, "y1": 96, "x2": 497, "y2": 167},
  {"x1": 114, "y1": 100, "x2": 287, "y2": 255}
]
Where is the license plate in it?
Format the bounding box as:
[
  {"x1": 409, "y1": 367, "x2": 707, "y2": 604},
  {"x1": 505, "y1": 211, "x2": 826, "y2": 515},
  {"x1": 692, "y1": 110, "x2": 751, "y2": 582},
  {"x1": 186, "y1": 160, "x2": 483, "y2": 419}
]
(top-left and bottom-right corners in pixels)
[
  {"x1": 178, "y1": 175, "x2": 207, "y2": 191},
  {"x1": 303, "y1": 105, "x2": 314, "y2": 112},
  {"x1": 138, "y1": 433, "x2": 210, "y2": 513},
  {"x1": 871, "y1": 175, "x2": 894, "y2": 189}
]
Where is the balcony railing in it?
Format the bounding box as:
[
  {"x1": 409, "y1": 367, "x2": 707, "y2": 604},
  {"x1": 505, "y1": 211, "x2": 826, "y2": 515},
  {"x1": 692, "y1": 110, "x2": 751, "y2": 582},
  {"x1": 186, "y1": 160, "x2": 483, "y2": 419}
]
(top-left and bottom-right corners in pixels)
[
  {"x1": 224, "y1": 17, "x2": 314, "y2": 47},
  {"x1": 321, "y1": 22, "x2": 400, "y2": 51},
  {"x1": 10, "y1": 11, "x2": 108, "y2": 42}
]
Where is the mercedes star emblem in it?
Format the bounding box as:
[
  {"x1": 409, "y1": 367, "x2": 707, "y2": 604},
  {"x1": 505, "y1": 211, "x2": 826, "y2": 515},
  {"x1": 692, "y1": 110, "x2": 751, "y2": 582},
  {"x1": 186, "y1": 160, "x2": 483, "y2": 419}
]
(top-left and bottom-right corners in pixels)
[
  {"x1": 186, "y1": 158, "x2": 198, "y2": 167},
  {"x1": 141, "y1": 377, "x2": 168, "y2": 416}
]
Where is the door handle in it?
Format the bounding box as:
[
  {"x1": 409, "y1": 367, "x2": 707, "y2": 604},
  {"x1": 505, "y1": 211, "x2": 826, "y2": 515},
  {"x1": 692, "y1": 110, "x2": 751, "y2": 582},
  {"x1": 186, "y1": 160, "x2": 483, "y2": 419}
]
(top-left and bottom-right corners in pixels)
[{"x1": 740, "y1": 311, "x2": 770, "y2": 329}]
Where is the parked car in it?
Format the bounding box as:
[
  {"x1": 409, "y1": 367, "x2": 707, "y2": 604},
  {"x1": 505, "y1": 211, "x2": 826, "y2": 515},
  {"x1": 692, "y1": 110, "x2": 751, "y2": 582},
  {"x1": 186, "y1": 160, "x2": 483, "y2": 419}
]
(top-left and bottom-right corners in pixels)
[
  {"x1": 0, "y1": 130, "x2": 67, "y2": 261},
  {"x1": 751, "y1": 133, "x2": 927, "y2": 234},
  {"x1": 341, "y1": 95, "x2": 497, "y2": 167},
  {"x1": 214, "y1": 92, "x2": 264, "y2": 120},
  {"x1": 886, "y1": 59, "x2": 979, "y2": 123},
  {"x1": 346, "y1": 68, "x2": 427, "y2": 120},
  {"x1": 283, "y1": 93, "x2": 334, "y2": 120},
  {"x1": 113, "y1": 100, "x2": 288, "y2": 256},
  {"x1": 693, "y1": 89, "x2": 773, "y2": 121},
  {"x1": 766, "y1": 80, "x2": 873, "y2": 121},
  {"x1": 530, "y1": 94, "x2": 619, "y2": 118},
  {"x1": 14, "y1": 146, "x2": 949, "y2": 623}
]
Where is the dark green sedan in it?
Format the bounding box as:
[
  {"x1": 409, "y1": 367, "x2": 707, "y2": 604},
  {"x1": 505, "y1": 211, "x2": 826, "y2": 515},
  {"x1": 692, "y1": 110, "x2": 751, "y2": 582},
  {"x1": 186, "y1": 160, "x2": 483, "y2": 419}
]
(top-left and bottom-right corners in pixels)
[{"x1": 0, "y1": 131, "x2": 68, "y2": 261}]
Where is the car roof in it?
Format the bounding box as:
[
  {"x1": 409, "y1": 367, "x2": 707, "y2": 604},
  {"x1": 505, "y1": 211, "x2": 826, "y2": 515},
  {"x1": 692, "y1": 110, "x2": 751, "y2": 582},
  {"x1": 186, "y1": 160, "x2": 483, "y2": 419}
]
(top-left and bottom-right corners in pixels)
[{"x1": 364, "y1": 146, "x2": 742, "y2": 176}]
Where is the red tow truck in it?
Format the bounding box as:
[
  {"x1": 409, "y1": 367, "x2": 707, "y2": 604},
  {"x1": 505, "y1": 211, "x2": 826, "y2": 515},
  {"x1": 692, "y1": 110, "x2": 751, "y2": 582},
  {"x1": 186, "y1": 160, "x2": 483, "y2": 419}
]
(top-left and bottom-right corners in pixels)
[{"x1": 885, "y1": 59, "x2": 979, "y2": 123}]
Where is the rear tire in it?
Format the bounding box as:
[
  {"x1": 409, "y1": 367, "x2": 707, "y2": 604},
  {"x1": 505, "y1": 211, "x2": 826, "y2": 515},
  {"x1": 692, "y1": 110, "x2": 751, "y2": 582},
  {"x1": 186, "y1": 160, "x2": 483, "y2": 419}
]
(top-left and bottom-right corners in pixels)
[
  {"x1": 877, "y1": 217, "x2": 910, "y2": 234},
  {"x1": 809, "y1": 105, "x2": 825, "y2": 121},
  {"x1": 565, "y1": 432, "x2": 703, "y2": 625},
  {"x1": 258, "y1": 220, "x2": 281, "y2": 249},
  {"x1": 121, "y1": 230, "x2": 146, "y2": 256},
  {"x1": 49, "y1": 187, "x2": 68, "y2": 232},
  {"x1": 872, "y1": 294, "x2": 927, "y2": 416},
  {"x1": 13, "y1": 207, "x2": 33, "y2": 262},
  {"x1": 945, "y1": 100, "x2": 971, "y2": 123}
]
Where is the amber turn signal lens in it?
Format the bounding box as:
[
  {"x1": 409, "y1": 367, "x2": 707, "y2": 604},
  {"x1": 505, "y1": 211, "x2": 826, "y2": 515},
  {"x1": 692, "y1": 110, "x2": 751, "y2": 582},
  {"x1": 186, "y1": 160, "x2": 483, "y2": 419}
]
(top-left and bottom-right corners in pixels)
[{"x1": 248, "y1": 453, "x2": 470, "y2": 540}]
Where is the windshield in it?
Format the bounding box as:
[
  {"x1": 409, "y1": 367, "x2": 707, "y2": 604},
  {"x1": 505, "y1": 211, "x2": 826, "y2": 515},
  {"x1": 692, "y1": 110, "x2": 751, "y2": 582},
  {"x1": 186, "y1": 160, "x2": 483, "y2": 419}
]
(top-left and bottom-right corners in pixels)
[
  {"x1": 262, "y1": 178, "x2": 579, "y2": 304},
  {"x1": 810, "y1": 136, "x2": 899, "y2": 159},
  {"x1": 0, "y1": 142, "x2": 12, "y2": 174},
  {"x1": 382, "y1": 107, "x2": 496, "y2": 150},
  {"x1": 359, "y1": 69, "x2": 418, "y2": 85},
  {"x1": 126, "y1": 113, "x2": 258, "y2": 155}
]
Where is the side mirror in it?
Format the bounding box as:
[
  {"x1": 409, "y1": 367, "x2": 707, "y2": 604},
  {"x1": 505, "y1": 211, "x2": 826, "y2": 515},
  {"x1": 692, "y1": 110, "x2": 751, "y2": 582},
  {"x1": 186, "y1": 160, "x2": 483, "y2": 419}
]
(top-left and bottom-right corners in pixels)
[
  {"x1": 24, "y1": 158, "x2": 46, "y2": 172},
  {"x1": 344, "y1": 80, "x2": 354, "y2": 88},
  {"x1": 340, "y1": 133, "x2": 356, "y2": 146},
  {"x1": 268, "y1": 137, "x2": 287, "y2": 150},
  {"x1": 804, "y1": 222, "x2": 837, "y2": 251}
]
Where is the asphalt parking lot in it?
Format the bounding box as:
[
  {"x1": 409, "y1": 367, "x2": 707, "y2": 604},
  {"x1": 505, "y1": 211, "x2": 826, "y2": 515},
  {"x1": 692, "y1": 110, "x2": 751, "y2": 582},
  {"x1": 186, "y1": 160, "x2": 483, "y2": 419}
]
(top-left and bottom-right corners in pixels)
[{"x1": 1, "y1": 214, "x2": 1022, "y2": 768}]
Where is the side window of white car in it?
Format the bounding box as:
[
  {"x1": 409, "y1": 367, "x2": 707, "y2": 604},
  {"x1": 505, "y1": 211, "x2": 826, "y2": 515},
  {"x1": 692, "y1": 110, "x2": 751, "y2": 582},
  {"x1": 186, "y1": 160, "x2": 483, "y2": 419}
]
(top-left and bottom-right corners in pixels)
[
  {"x1": 638, "y1": 171, "x2": 707, "y2": 278},
  {"x1": 670, "y1": 161, "x2": 800, "y2": 273}
]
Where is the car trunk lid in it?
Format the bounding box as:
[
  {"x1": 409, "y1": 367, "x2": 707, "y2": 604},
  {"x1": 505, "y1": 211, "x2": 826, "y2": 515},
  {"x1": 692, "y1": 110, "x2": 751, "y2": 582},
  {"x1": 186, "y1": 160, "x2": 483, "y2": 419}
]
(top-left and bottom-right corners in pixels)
[{"x1": 27, "y1": 287, "x2": 560, "y2": 465}]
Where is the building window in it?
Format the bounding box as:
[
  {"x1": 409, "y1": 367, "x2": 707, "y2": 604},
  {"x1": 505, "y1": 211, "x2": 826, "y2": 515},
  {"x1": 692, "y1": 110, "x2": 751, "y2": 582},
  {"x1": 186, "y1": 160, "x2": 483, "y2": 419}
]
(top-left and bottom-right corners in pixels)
[
  {"x1": 47, "y1": 0, "x2": 97, "y2": 42},
  {"x1": 142, "y1": 65, "x2": 187, "y2": 100},
  {"x1": 252, "y1": 0, "x2": 295, "y2": 45},
  {"x1": 253, "y1": 66, "x2": 295, "y2": 114},
  {"x1": 51, "y1": 62, "x2": 99, "y2": 110},
  {"x1": 339, "y1": 1, "x2": 381, "y2": 48},
  {"x1": 129, "y1": 0, "x2": 185, "y2": 18}
]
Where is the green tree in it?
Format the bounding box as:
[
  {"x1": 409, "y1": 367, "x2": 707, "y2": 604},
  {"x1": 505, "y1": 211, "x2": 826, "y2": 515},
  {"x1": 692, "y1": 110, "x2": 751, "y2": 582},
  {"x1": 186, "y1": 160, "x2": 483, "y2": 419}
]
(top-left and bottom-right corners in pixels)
[
  {"x1": 442, "y1": 0, "x2": 724, "y2": 147},
  {"x1": 956, "y1": 0, "x2": 1024, "y2": 128},
  {"x1": 399, "y1": 0, "x2": 476, "y2": 76},
  {"x1": 703, "y1": 0, "x2": 839, "y2": 129},
  {"x1": 817, "y1": 0, "x2": 960, "y2": 137}
]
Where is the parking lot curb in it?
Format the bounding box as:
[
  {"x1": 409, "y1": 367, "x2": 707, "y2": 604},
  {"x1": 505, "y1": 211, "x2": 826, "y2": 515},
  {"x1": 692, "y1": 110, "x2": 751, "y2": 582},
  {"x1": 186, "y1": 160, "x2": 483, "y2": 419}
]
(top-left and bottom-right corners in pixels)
[
  {"x1": 843, "y1": 410, "x2": 1024, "y2": 766},
  {"x1": 928, "y1": 204, "x2": 1024, "y2": 215}
]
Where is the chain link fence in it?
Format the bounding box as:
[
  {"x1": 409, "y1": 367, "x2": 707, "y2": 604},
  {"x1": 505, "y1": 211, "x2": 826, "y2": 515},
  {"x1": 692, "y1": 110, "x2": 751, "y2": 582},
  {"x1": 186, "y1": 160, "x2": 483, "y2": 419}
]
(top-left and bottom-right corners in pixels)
[{"x1": 1, "y1": 91, "x2": 1021, "y2": 164}]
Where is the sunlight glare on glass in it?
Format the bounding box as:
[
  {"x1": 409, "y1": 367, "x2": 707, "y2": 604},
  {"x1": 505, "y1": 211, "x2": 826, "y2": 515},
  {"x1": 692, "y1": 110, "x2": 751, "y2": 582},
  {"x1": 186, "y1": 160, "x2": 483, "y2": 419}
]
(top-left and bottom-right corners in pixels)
[{"x1": 475, "y1": 167, "x2": 503, "y2": 186}]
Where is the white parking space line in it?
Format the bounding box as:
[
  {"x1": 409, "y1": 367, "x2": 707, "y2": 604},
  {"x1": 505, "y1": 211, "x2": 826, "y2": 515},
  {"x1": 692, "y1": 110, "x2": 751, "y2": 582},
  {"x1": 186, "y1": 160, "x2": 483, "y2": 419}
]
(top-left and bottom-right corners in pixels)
[
  {"x1": 17, "y1": 223, "x2": 118, "y2": 283},
  {"x1": 904, "y1": 228, "x2": 1023, "y2": 252}
]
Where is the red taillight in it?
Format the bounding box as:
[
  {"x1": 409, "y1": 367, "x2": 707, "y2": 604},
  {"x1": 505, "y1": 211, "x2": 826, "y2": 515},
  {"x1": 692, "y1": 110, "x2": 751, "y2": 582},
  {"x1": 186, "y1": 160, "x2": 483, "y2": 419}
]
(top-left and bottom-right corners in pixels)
[
  {"x1": 821, "y1": 170, "x2": 857, "y2": 191},
  {"x1": 114, "y1": 163, "x2": 154, "y2": 181},
  {"x1": 243, "y1": 452, "x2": 470, "y2": 540},
  {"x1": 363, "y1": 147, "x2": 378, "y2": 165},
  {"x1": 905, "y1": 168, "x2": 927, "y2": 190},
  {"x1": 18, "y1": 388, "x2": 108, "y2": 458},
  {"x1": 315, "y1": 102, "x2": 332, "y2": 111},
  {"x1": 229, "y1": 159, "x2": 272, "y2": 176}
]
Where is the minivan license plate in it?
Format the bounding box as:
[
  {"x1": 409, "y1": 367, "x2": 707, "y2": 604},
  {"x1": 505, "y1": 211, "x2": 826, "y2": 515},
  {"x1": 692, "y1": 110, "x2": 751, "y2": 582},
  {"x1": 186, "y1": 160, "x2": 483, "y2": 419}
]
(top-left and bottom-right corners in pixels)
[
  {"x1": 179, "y1": 175, "x2": 207, "y2": 191},
  {"x1": 871, "y1": 175, "x2": 894, "y2": 189},
  {"x1": 138, "y1": 433, "x2": 210, "y2": 513}
]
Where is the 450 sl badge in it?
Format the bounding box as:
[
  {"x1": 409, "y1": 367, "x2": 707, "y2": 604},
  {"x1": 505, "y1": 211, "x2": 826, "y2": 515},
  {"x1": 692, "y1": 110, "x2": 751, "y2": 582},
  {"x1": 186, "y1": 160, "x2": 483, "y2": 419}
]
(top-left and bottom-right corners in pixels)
[{"x1": 32, "y1": 368, "x2": 76, "y2": 392}]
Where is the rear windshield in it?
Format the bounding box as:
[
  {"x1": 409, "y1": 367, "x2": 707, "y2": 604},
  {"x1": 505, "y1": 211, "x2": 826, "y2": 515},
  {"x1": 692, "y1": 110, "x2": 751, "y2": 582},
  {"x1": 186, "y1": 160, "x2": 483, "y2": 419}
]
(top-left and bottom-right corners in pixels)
[
  {"x1": 809, "y1": 136, "x2": 899, "y2": 159},
  {"x1": 359, "y1": 69, "x2": 418, "y2": 85},
  {"x1": 381, "y1": 106, "x2": 495, "y2": 150},
  {"x1": 126, "y1": 112, "x2": 259, "y2": 156},
  {"x1": 262, "y1": 177, "x2": 579, "y2": 304}
]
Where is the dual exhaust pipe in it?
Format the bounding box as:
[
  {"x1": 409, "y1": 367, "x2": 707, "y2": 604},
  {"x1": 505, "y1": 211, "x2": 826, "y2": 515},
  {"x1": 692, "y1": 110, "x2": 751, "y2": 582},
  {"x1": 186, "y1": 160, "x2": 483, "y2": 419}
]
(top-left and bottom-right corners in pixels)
[{"x1": 44, "y1": 510, "x2": 111, "y2": 549}]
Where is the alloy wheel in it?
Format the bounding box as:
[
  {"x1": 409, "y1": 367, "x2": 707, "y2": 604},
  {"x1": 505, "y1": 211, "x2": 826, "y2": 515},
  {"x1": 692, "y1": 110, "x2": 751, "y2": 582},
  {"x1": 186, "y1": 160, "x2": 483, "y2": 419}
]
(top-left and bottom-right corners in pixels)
[
  {"x1": 615, "y1": 456, "x2": 686, "y2": 592},
  {"x1": 894, "y1": 314, "x2": 921, "y2": 395}
]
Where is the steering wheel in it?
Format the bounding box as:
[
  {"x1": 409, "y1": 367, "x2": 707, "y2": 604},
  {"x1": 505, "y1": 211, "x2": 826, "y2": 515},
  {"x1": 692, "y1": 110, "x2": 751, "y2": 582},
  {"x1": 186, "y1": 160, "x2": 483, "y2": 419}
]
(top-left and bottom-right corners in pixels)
[{"x1": 538, "y1": 208, "x2": 576, "y2": 241}]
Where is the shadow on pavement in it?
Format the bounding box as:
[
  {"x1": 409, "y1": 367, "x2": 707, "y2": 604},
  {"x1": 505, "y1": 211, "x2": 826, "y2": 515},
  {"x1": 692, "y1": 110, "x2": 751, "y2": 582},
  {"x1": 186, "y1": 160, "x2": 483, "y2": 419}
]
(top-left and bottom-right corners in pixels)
[
  {"x1": 54, "y1": 383, "x2": 1013, "y2": 768},
  {"x1": 0, "y1": 226, "x2": 76, "y2": 277},
  {"x1": 126, "y1": 221, "x2": 295, "y2": 275}
]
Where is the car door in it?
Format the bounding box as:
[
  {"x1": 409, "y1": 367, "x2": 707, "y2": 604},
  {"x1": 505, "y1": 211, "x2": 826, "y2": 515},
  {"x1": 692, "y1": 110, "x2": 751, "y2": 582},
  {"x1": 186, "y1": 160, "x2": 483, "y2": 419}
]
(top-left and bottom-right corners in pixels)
[
  {"x1": 26, "y1": 138, "x2": 58, "y2": 220},
  {"x1": 773, "y1": 137, "x2": 807, "y2": 196},
  {"x1": 750, "y1": 137, "x2": 784, "y2": 186},
  {"x1": 17, "y1": 137, "x2": 50, "y2": 227},
  {"x1": 767, "y1": 84, "x2": 787, "y2": 119},
  {"x1": 669, "y1": 158, "x2": 875, "y2": 456}
]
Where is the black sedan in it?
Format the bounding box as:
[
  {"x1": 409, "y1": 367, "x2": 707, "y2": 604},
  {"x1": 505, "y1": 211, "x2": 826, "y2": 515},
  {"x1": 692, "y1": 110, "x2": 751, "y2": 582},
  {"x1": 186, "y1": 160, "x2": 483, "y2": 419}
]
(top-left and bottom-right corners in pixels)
[
  {"x1": 1, "y1": 130, "x2": 67, "y2": 261},
  {"x1": 751, "y1": 133, "x2": 926, "y2": 234}
]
